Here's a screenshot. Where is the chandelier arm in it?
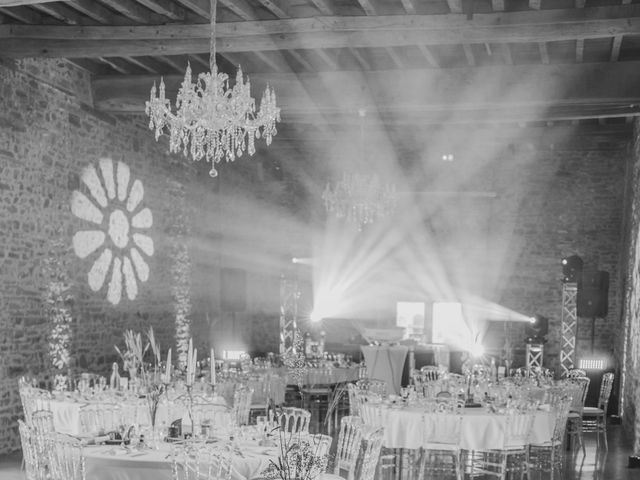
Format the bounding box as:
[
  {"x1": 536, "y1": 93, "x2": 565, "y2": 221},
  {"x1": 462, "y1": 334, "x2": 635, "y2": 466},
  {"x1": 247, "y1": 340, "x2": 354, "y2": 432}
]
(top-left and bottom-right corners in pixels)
[{"x1": 210, "y1": 0, "x2": 217, "y2": 72}]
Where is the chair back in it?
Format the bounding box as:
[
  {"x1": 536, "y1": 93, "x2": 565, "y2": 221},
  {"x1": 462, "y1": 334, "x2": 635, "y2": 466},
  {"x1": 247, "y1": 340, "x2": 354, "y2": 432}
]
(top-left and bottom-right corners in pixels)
[
  {"x1": 423, "y1": 413, "x2": 462, "y2": 446},
  {"x1": 19, "y1": 379, "x2": 51, "y2": 426},
  {"x1": 420, "y1": 366, "x2": 441, "y2": 382},
  {"x1": 277, "y1": 407, "x2": 311, "y2": 433},
  {"x1": 232, "y1": 385, "x2": 253, "y2": 426},
  {"x1": 357, "y1": 426, "x2": 385, "y2": 480},
  {"x1": 503, "y1": 411, "x2": 535, "y2": 449},
  {"x1": 347, "y1": 383, "x2": 360, "y2": 416},
  {"x1": 550, "y1": 397, "x2": 573, "y2": 444},
  {"x1": 19, "y1": 420, "x2": 44, "y2": 480},
  {"x1": 334, "y1": 416, "x2": 364, "y2": 480},
  {"x1": 598, "y1": 372, "x2": 615, "y2": 410},
  {"x1": 171, "y1": 442, "x2": 232, "y2": 480},
  {"x1": 46, "y1": 432, "x2": 86, "y2": 480},
  {"x1": 79, "y1": 405, "x2": 121, "y2": 435},
  {"x1": 565, "y1": 376, "x2": 590, "y2": 413}
]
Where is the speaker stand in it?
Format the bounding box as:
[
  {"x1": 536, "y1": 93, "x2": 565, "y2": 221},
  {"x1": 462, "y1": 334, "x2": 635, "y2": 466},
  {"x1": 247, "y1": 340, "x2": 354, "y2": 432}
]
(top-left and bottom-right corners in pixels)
[
  {"x1": 561, "y1": 283, "x2": 578, "y2": 377},
  {"x1": 526, "y1": 343, "x2": 544, "y2": 372}
]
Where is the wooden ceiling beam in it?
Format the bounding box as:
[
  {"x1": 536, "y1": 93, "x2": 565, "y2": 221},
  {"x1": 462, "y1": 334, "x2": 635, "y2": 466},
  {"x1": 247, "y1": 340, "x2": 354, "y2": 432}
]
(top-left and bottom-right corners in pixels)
[
  {"x1": 67, "y1": 0, "x2": 117, "y2": 24},
  {"x1": 611, "y1": 34, "x2": 623, "y2": 61},
  {"x1": 174, "y1": 0, "x2": 210, "y2": 18},
  {"x1": 356, "y1": 0, "x2": 377, "y2": 16},
  {"x1": 417, "y1": 44, "x2": 438, "y2": 67},
  {"x1": 135, "y1": 0, "x2": 186, "y2": 21},
  {"x1": 385, "y1": 46, "x2": 404, "y2": 68},
  {"x1": 156, "y1": 55, "x2": 187, "y2": 72},
  {"x1": 218, "y1": 0, "x2": 257, "y2": 20},
  {"x1": 93, "y1": 61, "x2": 640, "y2": 124},
  {"x1": 123, "y1": 56, "x2": 161, "y2": 73},
  {"x1": 5, "y1": 6, "x2": 640, "y2": 56},
  {"x1": 255, "y1": 0, "x2": 289, "y2": 19},
  {"x1": 315, "y1": 49, "x2": 338, "y2": 69},
  {"x1": 0, "y1": 5, "x2": 42, "y2": 23},
  {"x1": 287, "y1": 49, "x2": 314, "y2": 71},
  {"x1": 401, "y1": 0, "x2": 416, "y2": 14},
  {"x1": 98, "y1": 56, "x2": 136, "y2": 75},
  {"x1": 309, "y1": 0, "x2": 333, "y2": 15},
  {"x1": 31, "y1": 2, "x2": 86, "y2": 24},
  {"x1": 348, "y1": 46, "x2": 371, "y2": 70},
  {"x1": 0, "y1": 0, "x2": 58, "y2": 5},
  {"x1": 103, "y1": 0, "x2": 159, "y2": 23}
]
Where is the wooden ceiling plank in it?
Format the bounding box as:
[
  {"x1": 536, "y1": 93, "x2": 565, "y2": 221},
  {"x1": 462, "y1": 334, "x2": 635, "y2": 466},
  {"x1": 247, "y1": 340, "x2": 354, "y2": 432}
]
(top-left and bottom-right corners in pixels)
[
  {"x1": 6, "y1": 7, "x2": 640, "y2": 56},
  {"x1": 31, "y1": 2, "x2": 86, "y2": 24},
  {"x1": 611, "y1": 34, "x2": 623, "y2": 61},
  {"x1": 102, "y1": 0, "x2": 157, "y2": 24},
  {"x1": 255, "y1": 0, "x2": 289, "y2": 18},
  {"x1": 529, "y1": 0, "x2": 541, "y2": 10},
  {"x1": 254, "y1": 50, "x2": 282, "y2": 71},
  {"x1": 356, "y1": 0, "x2": 377, "y2": 16},
  {"x1": 0, "y1": 0, "x2": 59, "y2": 5},
  {"x1": 174, "y1": 0, "x2": 210, "y2": 18},
  {"x1": 462, "y1": 43, "x2": 475, "y2": 66},
  {"x1": 315, "y1": 48, "x2": 338, "y2": 69},
  {"x1": 417, "y1": 44, "x2": 438, "y2": 67},
  {"x1": 502, "y1": 43, "x2": 513, "y2": 64},
  {"x1": 92, "y1": 62, "x2": 640, "y2": 122},
  {"x1": 447, "y1": 0, "x2": 462, "y2": 14},
  {"x1": 135, "y1": 0, "x2": 186, "y2": 21},
  {"x1": 0, "y1": 5, "x2": 42, "y2": 22},
  {"x1": 67, "y1": 0, "x2": 116, "y2": 23},
  {"x1": 124, "y1": 55, "x2": 160, "y2": 73},
  {"x1": 401, "y1": 0, "x2": 416, "y2": 14},
  {"x1": 576, "y1": 38, "x2": 584, "y2": 62},
  {"x1": 385, "y1": 46, "x2": 404, "y2": 68},
  {"x1": 308, "y1": 0, "x2": 333, "y2": 15},
  {"x1": 538, "y1": 41, "x2": 549, "y2": 64},
  {"x1": 491, "y1": 0, "x2": 505, "y2": 11},
  {"x1": 156, "y1": 55, "x2": 187, "y2": 71},
  {"x1": 218, "y1": 0, "x2": 256, "y2": 20},
  {"x1": 348, "y1": 46, "x2": 371, "y2": 70},
  {"x1": 287, "y1": 49, "x2": 313, "y2": 71},
  {"x1": 98, "y1": 56, "x2": 135, "y2": 74},
  {"x1": 188, "y1": 53, "x2": 209, "y2": 68}
]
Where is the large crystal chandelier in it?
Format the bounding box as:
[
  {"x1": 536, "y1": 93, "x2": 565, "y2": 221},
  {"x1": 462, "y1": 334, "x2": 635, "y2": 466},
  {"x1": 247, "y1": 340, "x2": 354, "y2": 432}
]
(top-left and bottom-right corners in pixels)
[
  {"x1": 145, "y1": 0, "x2": 280, "y2": 178},
  {"x1": 322, "y1": 110, "x2": 396, "y2": 230}
]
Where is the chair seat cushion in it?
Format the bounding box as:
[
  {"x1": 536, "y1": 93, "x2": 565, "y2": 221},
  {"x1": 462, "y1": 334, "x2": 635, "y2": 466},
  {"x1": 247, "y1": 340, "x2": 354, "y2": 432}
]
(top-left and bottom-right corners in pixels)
[
  {"x1": 582, "y1": 407, "x2": 604, "y2": 415},
  {"x1": 568, "y1": 412, "x2": 581, "y2": 419},
  {"x1": 424, "y1": 443, "x2": 459, "y2": 452}
]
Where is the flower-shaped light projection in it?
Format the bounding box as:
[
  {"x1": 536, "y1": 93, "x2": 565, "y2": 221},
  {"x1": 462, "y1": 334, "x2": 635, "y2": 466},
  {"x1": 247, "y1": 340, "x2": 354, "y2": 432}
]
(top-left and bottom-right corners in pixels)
[{"x1": 71, "y1": 158, "x2": 154, "y2": 305}]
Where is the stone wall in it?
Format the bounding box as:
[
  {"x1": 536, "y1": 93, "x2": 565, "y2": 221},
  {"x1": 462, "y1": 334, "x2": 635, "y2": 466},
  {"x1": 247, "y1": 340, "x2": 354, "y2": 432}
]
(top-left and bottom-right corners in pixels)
[
  {"x1": 0, "y1": 58, "x2": 197, "y2": 453},
  {"x1": 621, "y1": 119, "x2": 640, "y2": 450}
]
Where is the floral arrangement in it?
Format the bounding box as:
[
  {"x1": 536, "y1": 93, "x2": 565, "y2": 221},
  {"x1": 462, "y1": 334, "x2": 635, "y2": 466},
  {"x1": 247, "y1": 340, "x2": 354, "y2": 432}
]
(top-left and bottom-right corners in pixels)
[
  {"x1": 281, "y1": 332, "x2": 307, "y2": 388},
  {"x1": 171, "y1": 241, "x2": 191, "y2": 369},
  {"x1": 115, "y1": 327, "x2": 165, "y2": 428},
  {"x1": 263, "y1": 413, "x2": 329, "y2": 480},
  {"x1": 41, "y1": 237, "x2": 74, "y2": 377}
]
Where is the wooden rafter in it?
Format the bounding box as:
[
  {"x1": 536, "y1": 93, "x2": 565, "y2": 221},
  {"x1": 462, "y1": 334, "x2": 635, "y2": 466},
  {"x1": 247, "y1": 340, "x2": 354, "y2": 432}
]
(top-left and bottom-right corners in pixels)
[
  {"x1": 447, "y1": 0, "x2": 462, "y2": 14},
  {"x1": 219, "y1": 0, "x2": 256, "y2": 20},
  {"x1": 287, "y1": 49, "x2": 313, "y2": 71},
  {"x1": 0, "y1": 0, "x2": 59, "y2": 5},
  {"x1": 538, "y1": 42, "x2": 549, "y2": 64},
  {"x1": 400, "y1": 0, "x2": 416, "y2": 14},
  {"x1": 0, "y1": 5, "x2": 43, "y2": 23},
  {"x1": 67, "y1": 0, "x2": 117, "y2": 24},
  {"x1": 174, "y1": 0, "x2": 209, "y2": 18},
  {"x1": 315, "y1": 49, "x2": 338, "y2": 69},
  {"x1": 31, "y1": 2, "x2": 85, "y2": 24},
  {"x1": 385, "y1": 46, "x2": 404, "y2": 68},
  {"x1": 348, "y1": 46, "x2": 371, "y2": 70},
  {"x1": 611, "y1": 35, "x2": 623, "y2": 61},
  {"x1": 576, "y1": 38, "x2": 584, "y2": 62},
  {"x1": 492, "y1": 0, "x2": 505, "y2": 11},
  {"x1": 135, "y1": 0, "x2": 186, "y2": 21},
  {"x1": 93, "y1": 62, "x2": 640, "y2": 123},
  {"x1": 417, "y1": 44, "x2": 438, "y2": 67},
  {"x1": 462, "y1": 43, "x2": 475, "y2": 66},
  {"x1": 124, "y1": 56, "x2": 160, "y2": 73},
  {"x1": 356, "y1": 0, "x2": 376, "y2": 16},
  {"x1": 308, "y1": 0, "x2": 333, "y2": 16},
  {"x1": 255, "y1": 0, "x2": 288, "y2": 19},
  {"x1": 104, "y1": 0, "x2": 159, "y2": 23}
]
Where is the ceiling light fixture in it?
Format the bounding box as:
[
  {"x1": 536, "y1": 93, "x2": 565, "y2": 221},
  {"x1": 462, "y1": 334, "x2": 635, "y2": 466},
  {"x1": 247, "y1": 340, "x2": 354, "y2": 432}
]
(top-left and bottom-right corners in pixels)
[
  {"x1": 145, "y1": 0, "x2": 280, "y2": 177},
  {"x1": 322, "y1": 110, "x2": 396, "y2": 231}
]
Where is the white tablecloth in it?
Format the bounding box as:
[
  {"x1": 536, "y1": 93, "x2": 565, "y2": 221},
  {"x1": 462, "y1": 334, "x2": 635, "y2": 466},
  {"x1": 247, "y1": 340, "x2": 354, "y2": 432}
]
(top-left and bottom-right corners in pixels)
[
  {"x1": 361, "y1": 346, "x2": 408, "y2": 395},
  {"x1": 84, "y1": 442, "x2": 277, "y2": 480},
  {"x1": 363, "y1": 405, "x2": 555, "y2": 451},
  {"x1": 49, "y1": 394, "x2": 227, "y2": 436}
]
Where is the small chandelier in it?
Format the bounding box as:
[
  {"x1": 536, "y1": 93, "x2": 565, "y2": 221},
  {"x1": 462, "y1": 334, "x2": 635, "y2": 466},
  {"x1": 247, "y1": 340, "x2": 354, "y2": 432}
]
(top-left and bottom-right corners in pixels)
[
  {"x1": 322, "y1": 110, "x2": 396, "y2": 230},
  {"x1": 145, "y1": 0, "x2": 280, "y2": 178},
  {"x1": 322, "y1": 173, "x2": 396, "y2": 230}
]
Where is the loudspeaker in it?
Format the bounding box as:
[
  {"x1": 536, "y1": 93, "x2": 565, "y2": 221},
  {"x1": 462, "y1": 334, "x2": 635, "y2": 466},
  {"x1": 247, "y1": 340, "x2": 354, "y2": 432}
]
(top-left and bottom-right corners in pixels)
[
  {"x1": 220, "y1": 268, "x2": 246, "y2": 312},
  {"x1": 577, "y1": 271, "x2": 609, "y2": 318}
]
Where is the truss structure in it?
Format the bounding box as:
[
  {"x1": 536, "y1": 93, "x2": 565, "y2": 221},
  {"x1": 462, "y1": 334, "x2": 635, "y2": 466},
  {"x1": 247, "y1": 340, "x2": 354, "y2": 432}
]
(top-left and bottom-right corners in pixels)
[
  {"x1": 279, "y1": 276, "x2": 299, "y2": 355},
  {"x1": 560, "y1": 282, "x2": 578, "y2": 377},
  {"x1": 526, "y1": 343, "x2": 544, "y2": 372}
]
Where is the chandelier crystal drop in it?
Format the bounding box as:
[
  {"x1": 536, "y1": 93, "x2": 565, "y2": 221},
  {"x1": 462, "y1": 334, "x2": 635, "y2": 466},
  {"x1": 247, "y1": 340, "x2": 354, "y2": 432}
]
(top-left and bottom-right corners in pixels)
[
  {"x1": 322, "y1": 173, "x2": 396, "y2": 231},
  {"x1": 145, "y1": 0, "x2": 280, "y2": 178}
]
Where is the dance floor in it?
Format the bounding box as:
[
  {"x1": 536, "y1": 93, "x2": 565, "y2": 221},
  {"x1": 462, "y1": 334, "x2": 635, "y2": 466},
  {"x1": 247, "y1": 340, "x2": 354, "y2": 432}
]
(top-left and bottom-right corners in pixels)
[{"x1": 0, "y1": 424, "x2": 636, "y2": 480}]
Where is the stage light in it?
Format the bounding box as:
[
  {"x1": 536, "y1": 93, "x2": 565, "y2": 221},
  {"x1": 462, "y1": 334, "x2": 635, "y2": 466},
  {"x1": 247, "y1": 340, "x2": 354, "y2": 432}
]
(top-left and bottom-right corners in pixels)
[
  {"x1": 562, "y1": 255, "x2": 583, "y2": 283},
  {"x1": 529, "y1": 316, "x2": 536, "y2": 323},
  {"x1": 525, "y1": 314, "x2": 549, "y2": 344},
  {"x1": 309, "y1": 309, "x2": 322, "y2": 323},
  {"x1": 292, "y1": 257, "x2": 299, "y2": 263}
]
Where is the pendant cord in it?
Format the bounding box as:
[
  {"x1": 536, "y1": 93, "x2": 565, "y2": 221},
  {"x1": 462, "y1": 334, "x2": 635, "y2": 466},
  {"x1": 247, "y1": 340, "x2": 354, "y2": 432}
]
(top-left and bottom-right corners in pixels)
[{"x1": 210, "y1": 0, "x2": 217, "y2": 71}]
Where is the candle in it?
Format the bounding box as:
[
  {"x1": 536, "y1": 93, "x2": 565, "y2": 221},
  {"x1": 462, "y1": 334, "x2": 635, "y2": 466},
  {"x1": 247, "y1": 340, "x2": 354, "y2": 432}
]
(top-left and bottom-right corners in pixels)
[
  {"x1": 192, "y1": 348, "x2": 198, "y2": 385},
  {"x1": 186, "y1": 339, "x2": 193, "y2": 386},
  {"x1": 164, "y1": 348, "x2": 172, "y2": 384},
  {"x1": 210, "y1": 348, "x2": 216, "y2": 385}
]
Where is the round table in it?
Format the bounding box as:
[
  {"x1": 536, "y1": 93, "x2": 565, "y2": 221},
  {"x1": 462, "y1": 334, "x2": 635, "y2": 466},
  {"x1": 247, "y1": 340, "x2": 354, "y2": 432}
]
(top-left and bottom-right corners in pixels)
[
  {"x1": 84, "y1": 441, "x2": 278, "y2": 480},
  {"x1": 363, "y1": 405, "x2": 555, "y2": 451}
]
